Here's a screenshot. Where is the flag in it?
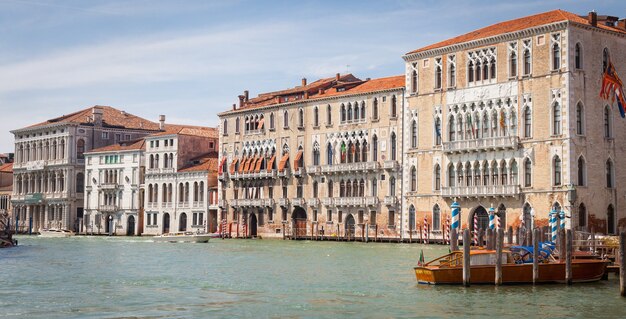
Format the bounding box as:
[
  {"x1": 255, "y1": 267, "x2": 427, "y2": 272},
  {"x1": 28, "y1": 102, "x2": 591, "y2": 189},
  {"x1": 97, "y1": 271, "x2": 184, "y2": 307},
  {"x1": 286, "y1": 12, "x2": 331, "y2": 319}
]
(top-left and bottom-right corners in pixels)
[
  {"x1": 600, "y1": 61, "x2": 626, "y2": 118},
  {"x1": 499, "y1": 109, "x2": 506, "y2": 129},
  {"x1": 417, "y1": 249, "x2": 425, "y2": 267},
  {"x1": 467, "y1": 113, "x2": 475, "y2": 138}
]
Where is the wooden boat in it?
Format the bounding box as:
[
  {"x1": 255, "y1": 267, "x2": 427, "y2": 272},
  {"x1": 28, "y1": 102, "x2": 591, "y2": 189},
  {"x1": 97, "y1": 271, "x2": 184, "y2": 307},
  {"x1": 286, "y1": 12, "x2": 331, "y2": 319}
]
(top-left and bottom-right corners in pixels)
[
  {"x1": 153, "y1": 231, "x2": 212, "y2": 243},
  {"x1": 414, "y1": 250, "x2": 608, "y2": 285},
  {"x1": 39, "y1": 228, "x2": 75, "y2": 238}
]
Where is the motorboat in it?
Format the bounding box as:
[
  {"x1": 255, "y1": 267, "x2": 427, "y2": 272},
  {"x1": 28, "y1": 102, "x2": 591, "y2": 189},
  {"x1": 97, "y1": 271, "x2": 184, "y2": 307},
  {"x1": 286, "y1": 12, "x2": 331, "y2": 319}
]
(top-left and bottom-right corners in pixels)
[
  {"x1": 414, "y1": 249, "x2": 608, "y2": 285},
  {"x1": 38, "y1": 228, "x2": 75, "y2": 238},
  {"x1": 153, "y1": 231, "x2": 212, "y2": 243}
]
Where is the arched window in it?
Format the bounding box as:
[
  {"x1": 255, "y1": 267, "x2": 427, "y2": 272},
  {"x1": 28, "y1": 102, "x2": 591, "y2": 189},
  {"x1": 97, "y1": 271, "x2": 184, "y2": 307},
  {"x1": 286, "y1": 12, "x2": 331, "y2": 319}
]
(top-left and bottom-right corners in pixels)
[
  {"x1": 371, "y1": 178, "x2": 377, "y2": 196},
  {"x1": 410, "y1": 166, "x2": 417, "y2": 191},
  {"x1": 490, "y1": 58, "x2": 496, "y2": 80},
  {"x1": 449, "y1": 63, "x2": 456, "y2": 87},
  {"x1": 578, "y1": 203, "x2": 587, "y2": 228},
  {"x1": 312, "y1": 181, "x2": 318, "y2": 198},
  {"x1": 298, "y1": 108, "x2": 304, "y2": 128},
  {"x1": 411, "y1": 120, "x2": 418, "y2": 148},
  {"x1": 360, "y1": 102, "x2": 365, "y2": 120},
  {"x1": 523, "y1": 49, "x2": 531, "y2": 75},
  {"x1": 390, "y1": 132, "x2": 397, "y2": 161},
  {"x1": 576, "y1": 102, "x2": 584, "y2": 135},
  {"x1": 373, "y1": 98, "x2": 379, "y2": 120},
  {"x1": 483, "y1": 59, "x2": 489, "y2": 80},
  {"x1": 553, "y1": 156, "x2": 562, "y2": 186},
  {"x1": 245, "y1": 116, "x2": 249, "y2": 132},
  {"x1": 475, "y1": 60, "x2": 482, "y2": 81},
  {"x1": 435, "y1": 64, "x2": 442, "y2": 89},
  {"x1": 604, "y1": 105, "x2": 611, "y2": 138},
  {"x1": 313, "y1": 148, "x2": 320, "y2": 166},
  {"x1": 361, "y1": 141, "x2": 368, "y2": 162},
  {"x1": 347, "y1": 103, "x2": 353, "y2": 121},
  {"x1": 354, "y1": 103, "x2": 360, "y2": 120},
  {"x1": 223, "y1": 119, "x2": 228, "y2": 135},
  {"x1": 328, "y1": 180, "x2": 333, "y2": 197},
  {"x1": 391, "y1": 95, "x2": 397, "y2": 118},
  {"x1": 606, "y1": 159, "x2": 614, "y2": 188},
  {"x1": 359, "y1": 179, "x2": 365, "y2": 197},
  {"x1": 340, "y1": 142, "x2": 346, "y2": 163},
  {"x1": 313, "y1": 107, "x2": 319, "y2": 127},
  {"x1": 76, "y1": 139, "x2": 85, "y2": 159},
  {"x1": 283, "y1": 110, "x2": 289, "y2": 128},
  {"x1": 432, "y1": 205, "x2": 441, "y2": 230},
  {"x1": 76, "y1": 173, "x2": 84, "y2": 193},
  {"x1": 326, "y1": 105, "x2": 332, "y2": 125},
  {"x1": 603, "y1": 48, "x2": 610, "y2": 72},
  {"x1": 434, "y1": 164, "x2": 441, "y2": 190},
  {"x1": 341, "y1": 104, "x2": 346, "y2": 122},
  {"x1": 372, "y1": 135, "x2": 378, "y2": 161},
  {"x1": 509, "y1": 51, "x2": 517, "y2": 77},
  {"x1": 346, "y1": 179, "x2": 352, "y2": 197},
  {"x1": 389, "y1": 177, "x2": 396, "y2": 196},
  {"x1": 235, "y1": 117, "x2": 240, "y2": 133},
  {"x1": 326, "y1": 143, "x2": 333, "y2": 165},
  {"x1": 434, "y1": 117, "x2": 442, "y2": 145},
  {"x1": 552, "y1": 102, "x2": 561, "y2": 135},
  {"x1": 553, "y1": 203, "x2": 561, "y2": 214},
  {"x1": 523, "y1": 106, "x2": 532, "y2": 138},
  {"x1": 448, "y1": 116, "x2": 455, "y2": 141},
  {"x1": 409, "y1": 205, "x2": 416, "y2": 231},
  {"x1": 577, "y1": 156, "x2": 586, "y2": 186},
  {"x1": 411, "y1": 70, "x2": 418, "y2": 93},
  {"x1": 575, "y1": 43, "x2": 582, "y2": 69},
  {"x1": 522, "y1": 203, "x2": 533, "y2": 229},
  {"x1": 607, "y1": 204, "x2": 615, "y2": 234},
  {"x1": 552, "y1": 42, "x2": 560, "y2": 70},
  {"x1": 510, "y1": 160, "x2": 518, "y2": 185},
  {"x1": 468, "y1": 61, "x2": 474, "y2": 82},
  {"x1": 448, "y1": 164, "x2": 455, "y2": 187}
]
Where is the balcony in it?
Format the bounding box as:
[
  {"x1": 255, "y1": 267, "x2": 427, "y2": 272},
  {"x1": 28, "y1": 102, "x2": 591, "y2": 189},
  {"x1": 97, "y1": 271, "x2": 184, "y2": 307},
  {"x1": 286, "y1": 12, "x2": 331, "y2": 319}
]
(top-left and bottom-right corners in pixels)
[
  {"x1": 263, "y1": 199, "x2": 275, "y2": 207},
  {"x1": 293, "y1": 167, "x2": 305, "y2": 177},
  {"x1": 218, "y1": 199, "x2": 227, "y2": 208},
  {"x1": 277, "y1": 169, "x2": 291, "y2": 178},
  {"x1": 218, "y1": 172, "x2": 228, "y2": 181},
  {"x1": 146, "y1": 168, "x2": 160, "y2": 174},
  {"x1": 383, "y1": 196, "x2": 398, "y2": 206},
  {"x1": 147, "y1": 202, "x2": 158, "y2": 209},
  {"x1": 278, "y1": 198, "x2": 290, "y2": 208},
  {"x1": 100, "y1": 183, "x2": 120, "y2": 190},
  {"x1": 321, "y1": 197, "x2": 334, "y2": 207},
  {"x1": 442, "y1": 184, "x2": 521, "y2": 198},
  {"x1": 306, "y1": 166, "x2": 321, "y2": 175},
  {"x1": 383, "y1": 160, "x2": 400, "y2": 171},
  {"x1": 320, "y1": 161, "x2": 381, "y2": 175},
  {"x1": 192, "y1": 201, "x2": 204, "y2": 208},
  {"x1": 233, "y1": 198, "x2": 264, "y2": 207},
  {"x1": 443, "y1": 136, "x2": 520, "y2": 154},
  {"x1": 99, "y1": 205, "x2": 119, "y2": 213},
  {"x1": 161, "y1": 168, "x2": 175, "y2": 174},
  {"x1": 179, "y1": 201, "x2": 190, "y2": 208},
  {"x1": 259, "y1": 170, "x2": 277, "y2": 179},
  {"x1": 307, "y1": 198, "x2": 320, "y2": 207},
  {"x1": 334, "y1": 197, "x2": 378, "y2": 207},
  {"x1": 161, "y1": 202, "x2": 173, "y2": 208},
  {"x1": 292, "y1": 198, "x2": 305, "y2": 207}
]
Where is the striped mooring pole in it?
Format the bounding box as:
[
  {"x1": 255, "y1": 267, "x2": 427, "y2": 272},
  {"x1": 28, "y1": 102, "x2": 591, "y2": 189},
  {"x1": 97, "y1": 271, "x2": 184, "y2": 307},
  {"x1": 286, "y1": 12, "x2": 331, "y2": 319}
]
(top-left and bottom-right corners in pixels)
[
  {"x1": 423, "y1": 216, "x2": 428, "y2": 244},
  {"x1": 451, "y1": 201, "x2": 460, "y2": 230},
  {"x1": 488, "y1": 205, "x2": 496, "y2": 230},
  {"x1": 559, "y1": 210, "x2": 566, "y2": 231},
  {"x1": 550, "y1": 209, "x2": 558, "y2": 242},
  {"x1": 473, "y1": 213, "x2": 479, "y2": 246},
  {"x1": 445, "y1": 216, "x2": 450, "y2": 245}
]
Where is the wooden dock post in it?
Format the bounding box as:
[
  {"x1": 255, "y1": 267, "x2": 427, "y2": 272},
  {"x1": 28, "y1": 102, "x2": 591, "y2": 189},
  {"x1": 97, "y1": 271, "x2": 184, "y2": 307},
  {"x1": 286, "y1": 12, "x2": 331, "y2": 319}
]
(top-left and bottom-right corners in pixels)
[
  {"x1": 559, "y1": 229, "x2": 566, "y2": 261},
  {"x1": 450, "y1": 228, "x2": 458, "y2": 251},
  {"x1": 495, "y1": 228, "x2": 503, "y2": 285},
  {"x1": 515, "y1": 227, "x2": 521, "y2": 245},
  {"x1": 463, "y1": 229, "x2": 471, "y2": 287},
  {"x1": 507, "y1": 226, "x2": 513, "y2": 245},
  {"x1": 375, "y1": 225, "x2": 378, "y2": 242},
  {"x1": 478, "y1": 228, "x2": 484, "y2": 247},
  {"x1": 486, "y1": 228, "x2": 493, "y2": 250},
  {"x1": 566, "y1": 229, "x2": 573, "y2": 285},
  {"x1": 526, "y1": 228, "x2": 532, "y2": 246},
  {"x1": 533, "y1": 228, "x2": 540, "y2": 285},
  {"x1": 591, "y1": 229, "x2": 596, "y2": 254},
  {"x1": 619, "y1": 232, "x2": 626, "y2": 297}
]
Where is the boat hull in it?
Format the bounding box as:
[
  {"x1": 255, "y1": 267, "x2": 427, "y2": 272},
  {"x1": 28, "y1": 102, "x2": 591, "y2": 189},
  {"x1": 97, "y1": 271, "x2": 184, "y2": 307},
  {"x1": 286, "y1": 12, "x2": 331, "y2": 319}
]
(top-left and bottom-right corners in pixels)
[
  {"x1": 415, "y1": 260, "x2": 608, "y2": 285},
  {"x1": 153, "y1": 234, "x2": 212, "y2": 243},
  {"x1": 38, "y1": 229, "x2": 75, "y2": 238}
]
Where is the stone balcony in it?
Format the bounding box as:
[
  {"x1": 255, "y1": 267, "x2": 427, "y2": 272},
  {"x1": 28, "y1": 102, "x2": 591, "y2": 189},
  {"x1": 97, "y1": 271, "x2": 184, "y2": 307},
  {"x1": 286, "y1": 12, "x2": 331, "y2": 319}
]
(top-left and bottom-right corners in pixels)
[
  {"x1": 293, "y1": 167, "x2": 305, "y2": 177},
  {"x1": 442, "y1": 136, "x2": 520, "y2": 154},
  {"x1": 334, "y1": 196, "x2": 379, "y2": 207},
  {"x1": 232, "y1": 198, "x2": 264, "y2": 207},
  {"x1": 318, "y1": 161, "x2": 380, "y2": 175},
  {"x1": 383, "y1": 196, "x2": 398, "y2": 206},
  {"x1": 100, "y1": 183, "x2": 120, "y2": 190},
  {"x1": 218, "y1": 199, "x2": 227, "y2": 208},
  {"x1": 146, "y1": 168, "x2": 176, "y2": 175},
  {"x1": 442, "y1": 184, "x2": 521, "y2": 198},
  {"x1": 277, "y1": 169, "x2": 291, "y2": 178},
  {"x1": 321, "y1": 197, "x2": 334, "y2": 207},
  {"x1": 230, "y1": 170, "x2": 277, "y2": 180},
  {"x1": 291, "y1": 198, "x2": 305, "y2": 207},
  {"x1": 99, "y1": 205, "x2": 119, "y2": 213},
  {"x1": 161, "y1": 202, "x2": 173, "y2": 208},
  {"x1": 278, "y1": 198, "x2": 290, "y2": 207},
  {"x1": 307, "y1": 198, "x2": 320, "y2": 207},
  {"x1": 383, "y1": 160, "x2": 400, "y2": 171},
  {"x1": 306, "y1": 166, "x2": 321, "y2": 175},
  {"x1": 218, "y1": 172, "x2": 228, "y2": 181}
]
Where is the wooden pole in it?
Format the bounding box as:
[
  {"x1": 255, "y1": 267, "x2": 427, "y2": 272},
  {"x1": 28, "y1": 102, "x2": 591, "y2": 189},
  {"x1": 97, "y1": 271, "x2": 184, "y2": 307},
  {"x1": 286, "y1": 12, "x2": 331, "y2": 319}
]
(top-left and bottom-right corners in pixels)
[
  {"x1": 450, "y1": 228, "x2": 458, "y2": 251},
  {"x1": 533, "y1": 228, "x2": 539, "y2": 285},
  {"x1": 515, "y1": 227, "x2": 521, "y2": 245},
  {"x1": 559, "y1": 229, "x2": 566, "y2": 262},
  {"x1": 591, "y1": 229, "x2": 596, "y2": 255},
  {"x1": 495, "y1": 228, "x2": 503, "y2": 285},
  {"x1": 486, "y1": 228, "x2": 493, "y2": 250},
  {"x1": 478, "y1": 228, "x2": 484, "y2": 247},
  {"x1": 375, "y1": 224, "x2": 378, "y2": 242},
  {"x1": 619, "y1": 232, "x2": 626, "y2": 297},
  {"x1": 463, "y1": 229, "x2": 471, "y2": 287},
  {"x1": 526, "y1": 228, "x2": 533, "y2": 246},
  {"x1": 566, "y1": 229, "x2": 573, "y2": 285},
  {"x1": 282, "y1": 223, "x2": 285, "y2": 240},
  {"x1": 508, "y1": 226, "x2": 513, "y2": 245}
]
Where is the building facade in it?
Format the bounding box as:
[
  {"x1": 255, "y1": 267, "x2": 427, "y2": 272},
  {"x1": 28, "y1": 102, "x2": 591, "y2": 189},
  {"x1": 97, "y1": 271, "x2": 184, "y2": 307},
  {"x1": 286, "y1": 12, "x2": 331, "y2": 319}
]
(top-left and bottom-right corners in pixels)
[
  {"x1": 11, "y1": 106, "x2": 160, "y2": 232},
  {"x1": 142, "y1": 126, "x2": 219, "y2": 235},
  {"x1": 218, "y1": 74, "x2": 405, "y2": 239},
  {"x1": 402, "y1": 10, "x2": 626, "y2": 238},
  {"x1": 0, "y1": 163, "x2": 13, "y2": 222},
  {"x1": 83, "y1": 140, "x2": 146, "y2": 235}
]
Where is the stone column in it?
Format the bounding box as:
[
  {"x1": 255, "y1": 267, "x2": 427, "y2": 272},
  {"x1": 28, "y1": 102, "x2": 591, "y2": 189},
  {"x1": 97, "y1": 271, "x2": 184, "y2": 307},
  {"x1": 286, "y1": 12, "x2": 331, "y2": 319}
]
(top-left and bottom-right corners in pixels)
[
  {"x1": 44, "y1": 205, "x2": 49, "y2": 229},
  {"x1": 62, "y1": 204, "x2": 69, "y2": 230}
]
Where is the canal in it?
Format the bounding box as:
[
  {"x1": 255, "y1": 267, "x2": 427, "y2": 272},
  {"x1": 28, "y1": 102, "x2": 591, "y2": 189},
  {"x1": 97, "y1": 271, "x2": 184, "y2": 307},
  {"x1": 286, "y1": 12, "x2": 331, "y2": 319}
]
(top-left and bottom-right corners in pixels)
[{"x1": 1, "y1": 236, "x2": 625, "y2": 318}]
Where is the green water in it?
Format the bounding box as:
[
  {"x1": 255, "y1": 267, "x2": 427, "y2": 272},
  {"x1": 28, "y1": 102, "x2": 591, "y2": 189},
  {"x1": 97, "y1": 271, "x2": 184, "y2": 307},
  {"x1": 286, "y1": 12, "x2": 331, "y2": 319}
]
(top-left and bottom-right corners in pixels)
[{"x1": 1, "y1": 236, "x2": 625, "y2": 319}]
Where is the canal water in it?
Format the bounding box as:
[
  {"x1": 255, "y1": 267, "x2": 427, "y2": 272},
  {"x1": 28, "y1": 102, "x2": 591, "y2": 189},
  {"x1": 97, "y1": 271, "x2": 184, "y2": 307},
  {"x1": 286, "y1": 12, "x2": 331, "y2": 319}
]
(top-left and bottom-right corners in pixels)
[{"x1": 1, "y1": 236, "x2": 625, "y2": 319}]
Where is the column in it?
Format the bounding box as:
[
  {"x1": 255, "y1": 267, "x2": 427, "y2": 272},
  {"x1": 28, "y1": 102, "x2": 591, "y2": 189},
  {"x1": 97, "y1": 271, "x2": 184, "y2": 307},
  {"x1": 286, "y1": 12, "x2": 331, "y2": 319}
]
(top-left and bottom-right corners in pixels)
[
  {"x1": 44, "y1": 205, "x2": 49, "y2": 229},
  {"x1": 26, "y1": 205, "x2": 31, "y2": 233},
  {"x1": 62, "y1": 204, "x2": 68, "y2": 230}
]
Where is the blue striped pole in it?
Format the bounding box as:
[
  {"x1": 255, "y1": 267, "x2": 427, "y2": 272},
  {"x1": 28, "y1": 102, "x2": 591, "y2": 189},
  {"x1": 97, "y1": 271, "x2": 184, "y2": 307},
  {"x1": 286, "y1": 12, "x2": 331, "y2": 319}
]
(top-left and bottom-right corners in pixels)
[
  {"x1": 451, "y1": 201, "x2": 460, "y2": 230},
  {"x1": 488, "y1": 205, "x2": 495, "y2": 230},
  {"x1": 550, "y1": 209, "x2": 557, "y2": 242},
  {"x1": 559, "y1": 210, "x2": 566, "y2": 231}
]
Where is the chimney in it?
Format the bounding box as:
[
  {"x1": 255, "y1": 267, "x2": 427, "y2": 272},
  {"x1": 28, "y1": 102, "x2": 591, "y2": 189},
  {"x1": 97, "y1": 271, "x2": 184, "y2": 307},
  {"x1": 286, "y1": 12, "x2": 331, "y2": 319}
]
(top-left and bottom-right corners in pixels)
[
  {"x1": 92, "y1": 106, "x2": 103, "y2": 126},
  {"x1": 588, "y1": 11, "x2": 597, "y2": 27},
  {"x1": 232, "y1": 103, "x2": 236, "y2": 111},
  {"x1": 302, "y1": 78, "x2": 307, "y2": 86},
  {"x1": 618, "y1": 19, "x2": 626, "y2": 31},
  {"x1": 244, "y1": 90, "x2": 249, "y2": 102},
  {"x1": 159, "y1": 115, "x2": 166, "y2": 130},
  {"x1": 336, "y1": 73, "x2": 340, "y2": 81},
  {"x1": 318, "y1": 88, "x2": 324, "y2": 95},
  {"x1": 238, "y1": 95, "x2": 245, "y2": 108}
]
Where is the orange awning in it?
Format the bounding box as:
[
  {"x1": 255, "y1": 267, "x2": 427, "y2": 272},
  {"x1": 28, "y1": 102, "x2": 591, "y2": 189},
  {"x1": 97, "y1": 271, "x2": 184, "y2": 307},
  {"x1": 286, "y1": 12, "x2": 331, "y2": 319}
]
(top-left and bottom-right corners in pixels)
[
  {"x1": 267, "y1": 154, "x2": 276, "y2": 172},
  {"x1": 293, "y1": 150, "x2": 303, "y2": 170},
  {"x1": 246, "y1": 156, "x2": 257, "y2": 173},
  {"x1": 278, "y1": 153, "x2": 290, "y2": 172},
  {"x1": 229, "y1": 158, "x2": 239, "y2": 174},
  {"x1": 258, "y1": 118, "x2": 265, "y2": 129},
  {"x1": 254, "y1": 156, "x2": 263, "y2": 173},
  {"x1": 238, "y1": 157, "x2": 247, "y2": 173},
  {"x1": 218, "y1": 157, "x2": 227, "y2": 175}
]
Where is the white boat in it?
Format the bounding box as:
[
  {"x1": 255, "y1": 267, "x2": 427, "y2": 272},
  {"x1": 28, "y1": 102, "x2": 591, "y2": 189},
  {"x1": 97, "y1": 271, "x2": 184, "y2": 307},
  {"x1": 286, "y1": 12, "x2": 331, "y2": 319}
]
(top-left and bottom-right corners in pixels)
[
  {"x1": 39, "y1": 228, "x2": 75, "y2": 238},
  {"x1": 153, "y1": 231, "x2": 212, "y2": 243}
]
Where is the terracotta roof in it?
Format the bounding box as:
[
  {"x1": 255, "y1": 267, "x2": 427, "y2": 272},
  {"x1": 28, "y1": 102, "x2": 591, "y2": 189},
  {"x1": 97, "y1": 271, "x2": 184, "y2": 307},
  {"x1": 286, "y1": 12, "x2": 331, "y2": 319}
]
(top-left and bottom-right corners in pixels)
[
  {"x1": 149, "y1": 124, "x2": 218, "y2": 138},
  {"x1": 407, "y1": 9, "x2": 626, "y2": 55},
  {"x1": 178, "y1": 152, "x2": 219, "y2": 173},
  {"x1": 24, "y1": 105, "x2": 161, "y2": 131},
  {"x1": 224, "y1": 74, "x2": 404, "y2": 113},
  {"x1": 0, "y1": 163, "x2": 13, "y2": 173},
  {"x1": 85, "y1": 139, "x2": 146, "y2": 154}
]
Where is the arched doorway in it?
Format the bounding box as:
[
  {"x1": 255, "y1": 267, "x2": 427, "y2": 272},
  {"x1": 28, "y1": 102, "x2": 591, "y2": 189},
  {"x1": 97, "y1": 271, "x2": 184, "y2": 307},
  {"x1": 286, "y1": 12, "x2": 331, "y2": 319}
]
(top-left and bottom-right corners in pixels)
[
  {"x1": 345, "y1": 214, "x2": 356, "y2": 238},
  {"x1": 470, "y1": 206, "x2": 489, "y2": 232},
  {"x1": 292, "y1": 207, "x2": 307, "y2": 237},
  {"x1": 179, "y1": 213, "x2": 187, "y2": 231},
  {"x1": 105, "y1": 215, "x2": 112, "y2": 234},
  {"x1": 249, "y1": 213, "x2": 258, "y2": 237},
  {"x1": 163, "y1": 213, "x2": 170, "y2": 234},
  {"x1": 126, "y1": 215, "x2": 135, "y2": 236}
]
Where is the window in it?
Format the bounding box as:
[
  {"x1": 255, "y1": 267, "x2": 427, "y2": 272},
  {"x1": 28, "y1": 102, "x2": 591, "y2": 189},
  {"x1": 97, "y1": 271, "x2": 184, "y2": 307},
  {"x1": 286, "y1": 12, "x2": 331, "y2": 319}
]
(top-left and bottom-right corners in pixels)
[
  {"x1": 434, "y1": 58, "x2": 442, "y2": 89},
  {"x1": 102, "y1": 132, "x2": 109, "y2": 139},
  {"x1": 389, "y1": 177, "x2": 396, "y2": 196},
  {"x1": 312, "y1": 181, "x2": 318, "y2": 198},
  {"x1": 326, "y1": 105, "x2": 332, "y2": 125},
  {"x1": 448, "y1": 55, "x2": 456, "y2": 87},
  {"x1": 432, "y1": 205, "x2": 441, "y2": 230},
  {"x1": 411, "y1": 70, "x2": 418, "y2": 93},
  {"x1": 327, "y1": 210, "x2": 332, "y2": 222},
  {"x1": 341, "y1": 104, "x2": 346, "y2": 123},
  {"x1": 489, "y1": 58, "x2": 496, "y2": 79},
  {"x1": 360, "y1": 102, "x2": 366, "y2": 121},
  {"x1": 578, "y1": 203, "x2": 586, "y2": 228},
  {"x1": 523, "y1": 158, "x2": 532, "y2": 187},
  {"x1": 270, "y1": 112, "x2": 275, "y2": 130},
  {"x1": 391, "y1": 95, "x2": 397, "y2": 118},
  {"x1": 553, "y1": 156, "x2": 561, "y2": 186},
  {"x1": 76, "y1": 139, "x2": 85, "y2": 159},
  {"x1": 551, "y1": 34, "x2": 561, "y2": 70},
  {"x1": 552, "y1": 102, "x2": 561, "y2": 135},
  {"x1": 448, "y1": 165, "x2": 455, "y2": 187},
  {"x1": 523, "y1": 107, "x2": 532, "y2": 138},
  {"x1": 235, "y1": 117, "x2": 240, "y2": 134},
  {"x1": 509, "y1": 48, "x2": 517, "y2": 78},
  {"x1": 468, "y1": 61, "x2": 474, "y2": 82},
  {"x1": 607, "y1": 205, "x2": 615, "y2": 234},
  {"x1": 575, "y1": 43, "x2": 582, "y2": 69},
  {"x1": 448, "y1": 116, "x2": 455, "y2": 141},
  {"x1": 434, "y1": 165, "x2": 441, "y2": 190},
  {"x1": 409, "y1": 205, "x2": 415, "y2": 231},
  {"x1": 606, "y1": 159, "x2": 614, "y2": 188},
  {"x1": 338, "y1": 211, "x2": 343, "y2": 223},
  {"x1": 371, "y1": 179, "x2": 377, "y2": 196},
  {"x1": 577, "y1": 156, "x2": 586, "y2": 186},
  {"x1": 372, "y1": 135, "x2": 378, "y2": 161},
  {"x1": 223, "y1": 119, "x2": 228, "y2": 135},
  {"x1": 373, "y1": 98, "x2": 379, "y2": 120},
  {"x1": 434, "y1": 117, "x2": 442, "y2": 145},
  {"x1": 390, "y1": 133, "x2": 396, "y2": 161},
  {"x1": 370, "y1": 211, "x2": 377, "y2": 226},
  {"x1": 523, "y1": 40, "x2": 532, "y2": 75},
  {"x1": 576, "y1": 102, "x2": 584, "y2": 135},
  {"x1": 76, "y1": 173, "x2": 84, "y2": 193},
  {"x1": 313, "y1": 107, "x2": 319, "y2": 127},
  {"x1": 411, "y1": 120, "x2": 417, "y2": 148},
  {"x1": 603, "y1": 48, "x2": 610, "y2": 73},
  {"x1": 410, "y1": 166, "x2": 417, "y2": 192},
  {"x1": 388, "y1": 211, "x2": 395, "y2": 227},
  {"x1": 298, "y1": 108, "x2": 304, "y2": 128},
  {"x1": 604, "y1": 106, "x2": 612, "y2": 138}
]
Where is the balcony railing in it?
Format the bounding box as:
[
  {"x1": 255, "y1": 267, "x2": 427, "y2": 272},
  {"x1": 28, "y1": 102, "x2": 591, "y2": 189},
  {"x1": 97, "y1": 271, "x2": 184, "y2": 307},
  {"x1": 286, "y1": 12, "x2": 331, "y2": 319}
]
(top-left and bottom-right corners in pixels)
[
  {"x1": 161, "y1": 202, "x2": 173, "y2": 208},
  {"x1": 146, "y1": 168, "x2": 160, "y2": 174},
  {"x1": 263, "y1": 199, "x2": 275, "y2": 207},
  {"x1": 442, "y1": 184, "x2": 521, "y2": 198},
  {"x1": 383, "y1": 160, "x2": 399, "y2": 170},
  {"x1": 192, "y1": 201, "x2": 203, "y2": 208},
  {"x1": 334, "y1": 197, "x2": 378, "y2": 207},
  {"x1": 161, "y1": 168, "x2": 175, "y2": 174},
  {"x1": 179, "y1": 201, "x2": 190, "y2": 208},
  {"x1": 321, "y1": 197, "x2": 334, "y2": 207},
  {"x1": 383, "y1": 196, "x2": 398, "y2": 206},
  {"x1": 100, "y1": 183, "x2": 120, "y2": 190},
  {"x1": 320, "y1": 161, "x2": 381, "y2": 175},
  {"x1": 218, "y1": 199, "x2": 227, "y2": 208},
  {"x1": 293, "y1": 167, "x2": 305, "y2": 177},
  {"x1": 277, "y1": 169, "x2": 291, "y2": 178},
  {"x1": 443, "y1": 136, "x2": 520, "y2": 153},
  {"x1": 218, "y1": 172, "x2": 228, "y2": 181},
  {"x1": 99, "y1": 205, "x2": 119, "y2": 213},
  {"x1": 306, "y1": 166, "x2": 321, "y2": 175},
  {"x1": 292, "y1": 198, "x2": 305, "y2": 207},
  {"x1": 278, "y1": 198, "x2": 290, "y2": 207},
  {"x1": 307, "y1": 198, "x2": 320, "y2": 207},
  {"x1": 147, "y1": 202, "x2": 158, "y2": 209},
  {"x1": 230, "y1": 170, "x2": 278, "y2": 180}
]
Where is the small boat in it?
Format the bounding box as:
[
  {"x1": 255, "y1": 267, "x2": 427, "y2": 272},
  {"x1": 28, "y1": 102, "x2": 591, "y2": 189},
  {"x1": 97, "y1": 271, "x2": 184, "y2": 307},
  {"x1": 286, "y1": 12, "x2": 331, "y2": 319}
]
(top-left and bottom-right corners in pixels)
[
  {"x1": 414, "y1": 249, "x2": 608, "y2": 285},
  {"x1": 39, "y1": 228, "x2": 75, "y2": 238},
  {"x1": 153, "y1": 231, "x2": 212, "y2": 243}
]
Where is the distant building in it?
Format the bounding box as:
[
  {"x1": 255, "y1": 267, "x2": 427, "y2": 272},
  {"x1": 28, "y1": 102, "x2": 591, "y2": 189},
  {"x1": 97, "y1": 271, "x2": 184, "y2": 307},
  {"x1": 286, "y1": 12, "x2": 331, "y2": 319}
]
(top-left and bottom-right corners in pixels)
[
  {"x1": 0, "y1": 153, "x2": 14, "y2": 164},
  {"x1": 402, "y1": 10, "x2": 626, "y2": 236},
  {"x1": 0, "y1": 163, "x2": 13, "y2": 220},
  {"x1": 11, "y1": 106, "x2": 160, "y2": 232}
]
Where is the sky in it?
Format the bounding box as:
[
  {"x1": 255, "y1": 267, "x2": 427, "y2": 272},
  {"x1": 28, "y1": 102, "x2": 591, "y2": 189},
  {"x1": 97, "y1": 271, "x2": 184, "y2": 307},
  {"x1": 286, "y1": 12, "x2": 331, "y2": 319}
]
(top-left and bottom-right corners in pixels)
[{"x1": 0, "y1": 0, "x2": 622, "y2": 152}]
